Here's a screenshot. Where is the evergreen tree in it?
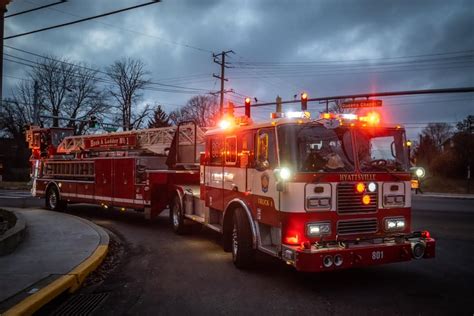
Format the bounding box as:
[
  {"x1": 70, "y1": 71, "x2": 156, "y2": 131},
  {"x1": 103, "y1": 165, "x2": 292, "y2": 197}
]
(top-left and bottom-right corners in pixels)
[{"x1": 148, "y1": 105, "x2": 170, "y2": 128}]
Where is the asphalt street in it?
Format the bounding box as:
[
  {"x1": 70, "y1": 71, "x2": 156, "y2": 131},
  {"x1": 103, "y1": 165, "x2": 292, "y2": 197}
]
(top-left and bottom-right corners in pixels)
[{"x1": 1, "y1": 190, "x2": 473, "y2": 315}]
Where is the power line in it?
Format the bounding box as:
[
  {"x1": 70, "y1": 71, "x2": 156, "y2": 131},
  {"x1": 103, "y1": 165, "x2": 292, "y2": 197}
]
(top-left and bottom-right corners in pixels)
[
  {"x1": 4, "y1": 46, "x2": 214, "y2": 93},
  {"x1": 5, "y1": 0, "x2": 66, "y2": 18},
  {"x1": 3, "y1": 57, "x2": 215, "y2": 95},
  {"x1": 231, "y1": 49, "x2": 474, "y2": 65},
  {"x1": 4, "y1": 1, "x2": 161, "y2": 40}
]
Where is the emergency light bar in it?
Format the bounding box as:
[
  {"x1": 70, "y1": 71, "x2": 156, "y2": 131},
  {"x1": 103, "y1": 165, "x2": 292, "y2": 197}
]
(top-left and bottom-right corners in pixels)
[
  {"x1": 319, "y1": 111, "x2": 381, "y2": 126},
  {"x1": 271, "y1": 111, "x2": 311, "y2": 119}
]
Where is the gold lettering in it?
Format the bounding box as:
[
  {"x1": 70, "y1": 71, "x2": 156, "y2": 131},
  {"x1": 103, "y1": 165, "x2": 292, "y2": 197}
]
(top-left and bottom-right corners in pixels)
[
  {"x1": 257, "y1": 198, "x2": 270, "y2": 206},
  {"x1": 339, "y1": 174, "x2": 376, "y2": 181}
]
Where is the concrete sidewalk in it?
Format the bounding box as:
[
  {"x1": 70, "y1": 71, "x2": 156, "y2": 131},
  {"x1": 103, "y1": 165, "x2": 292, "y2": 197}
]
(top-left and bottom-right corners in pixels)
[
  {"x1": 0, "y1": 208, "x2": 109, "y2": 315},
  {"x1": 412, "y1": 192, "x2": 474, "y2": 200}
]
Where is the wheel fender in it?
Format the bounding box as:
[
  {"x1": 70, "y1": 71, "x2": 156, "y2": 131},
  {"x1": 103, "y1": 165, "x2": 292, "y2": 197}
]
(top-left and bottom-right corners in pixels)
[
  {"x1": 45, "y1": 181, "x2": 61, "y2": 200},
  {"x1": 223, "y1": 199, "x2": 257, "y2": 249},
  {"x1": 173, "y1": 187, "x2": 184, "y2": 209}
]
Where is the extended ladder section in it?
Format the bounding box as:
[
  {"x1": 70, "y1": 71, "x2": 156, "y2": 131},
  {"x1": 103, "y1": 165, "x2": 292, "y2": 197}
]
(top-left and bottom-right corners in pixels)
[{"x1": 56, "y1": 123, "x2": 206, "y2": 156}]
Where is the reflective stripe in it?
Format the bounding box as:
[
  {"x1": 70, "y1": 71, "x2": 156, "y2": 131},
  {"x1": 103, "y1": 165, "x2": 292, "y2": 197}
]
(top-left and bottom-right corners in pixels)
[{"x1": 58, "y1": 192, "x2": 145, "y2": 205}]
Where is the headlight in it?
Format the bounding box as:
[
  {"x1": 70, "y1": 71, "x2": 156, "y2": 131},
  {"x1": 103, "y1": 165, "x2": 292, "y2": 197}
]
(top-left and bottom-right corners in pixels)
[
  {"x1": 385, "y1": 218, "x2": 405, "y2": 231},
  {"x1": 410, "y1": 166, "x2": 425, "y2": 178},
  {"x1": 278, "y1": 167, "x2": 291, "y2": 180},
  {"x1": 368, "y1": 182, "x2": 377, "y2": 192},
  {"x1": 384, "y1": 195, "x2": 405, "y2": 206},
  {"x1": 306, "y1": 197, "x2": 331, "y2": 210},
  {"x1": 307, "y1": 222, "x2": 331, "y2": 236},
  {"x1": 415, "y1": 167, "x2": 425, "y2": 178}
]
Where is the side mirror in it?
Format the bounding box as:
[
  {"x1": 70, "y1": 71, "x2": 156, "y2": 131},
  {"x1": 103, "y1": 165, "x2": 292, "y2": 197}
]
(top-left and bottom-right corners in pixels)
[{"x1": 256, "y1": 159, "x2": 269, "y2": 171}]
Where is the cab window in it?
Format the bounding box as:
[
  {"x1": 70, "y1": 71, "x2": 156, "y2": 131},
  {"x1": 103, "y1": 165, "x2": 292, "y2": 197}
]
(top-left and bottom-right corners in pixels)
[
  {"x1": 239, "y1": 131, "x2": 255, "y2": 168},
  {"x1": 256, "y1": 129, "x2": 277, "y2": 168},
  {"x1": 225, "y1": 136, "x2": 237, "y2": 165},
  {"x1": 210, "y1": 137, "x2": 223, "y2": 165}
]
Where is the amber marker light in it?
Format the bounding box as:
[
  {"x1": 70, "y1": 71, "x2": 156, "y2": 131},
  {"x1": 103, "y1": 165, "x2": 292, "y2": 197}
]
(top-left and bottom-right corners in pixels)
[
  {"x1": 356, "y1": 182, "x2": 365, "y2": 193},
  {"x1": 362, "y1": 194, "x2": 371, "y2": 205}
]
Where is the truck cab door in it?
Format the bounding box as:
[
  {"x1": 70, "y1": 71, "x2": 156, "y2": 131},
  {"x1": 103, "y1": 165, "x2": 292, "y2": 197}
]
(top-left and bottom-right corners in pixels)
[
  {"x1": 248, "y1": 128, "x2": 280, "y2": 226},
  {"x1": 204, "y1": 136, "x2": 224, "y2": 211}
]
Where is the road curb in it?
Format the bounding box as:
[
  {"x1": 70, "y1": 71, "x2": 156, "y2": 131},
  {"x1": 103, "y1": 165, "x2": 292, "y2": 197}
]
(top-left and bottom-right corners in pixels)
[
  {"x1": 412, "y1": 193, "x2": 474, "y2": 200},
  {"x1": 0, "y1": 210, "x2": 26, "y2": 256},
  {"x1": 3, "y1": 213, "x2": 109, "y2": 316}
]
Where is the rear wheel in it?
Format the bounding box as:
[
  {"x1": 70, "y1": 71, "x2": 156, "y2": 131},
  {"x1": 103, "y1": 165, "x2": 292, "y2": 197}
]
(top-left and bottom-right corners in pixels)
[
  {"x1": 171, "y1": 195, "x2": 186, "y2": 234},
  {"x1": 45, "y1": 186, "x2": 66, "y2": 211},
  {"x1": 232, "y1": 208, "x2": 255, "y2": 268}
]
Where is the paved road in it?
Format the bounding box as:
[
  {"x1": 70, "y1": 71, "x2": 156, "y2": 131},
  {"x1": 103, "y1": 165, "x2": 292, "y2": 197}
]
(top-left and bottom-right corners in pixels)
[{"x1": 1, "y1": 190, "x2": 473, "y2": 315}]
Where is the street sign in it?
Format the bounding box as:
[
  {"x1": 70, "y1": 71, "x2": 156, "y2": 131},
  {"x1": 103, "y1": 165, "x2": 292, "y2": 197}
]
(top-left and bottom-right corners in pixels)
[{"x1": 342, "y1": 99, "x2": 382, "y2": 109}]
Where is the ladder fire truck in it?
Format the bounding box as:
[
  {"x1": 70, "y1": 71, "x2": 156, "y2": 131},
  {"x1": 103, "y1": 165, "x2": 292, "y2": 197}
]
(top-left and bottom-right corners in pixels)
[{"x1": 27, "y1": 99, "x2": 435, "y2": 272}]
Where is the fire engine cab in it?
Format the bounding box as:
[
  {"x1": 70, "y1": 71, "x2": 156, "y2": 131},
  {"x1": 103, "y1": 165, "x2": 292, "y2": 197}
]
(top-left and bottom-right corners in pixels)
[{"x1": 27, "y1": 100, "x2": 435, "y2": 272}]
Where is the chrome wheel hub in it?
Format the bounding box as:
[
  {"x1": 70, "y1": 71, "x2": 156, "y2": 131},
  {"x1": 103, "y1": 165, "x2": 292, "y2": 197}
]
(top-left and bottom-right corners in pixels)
[
  {"x1": 172, "y1": 202, "x2": 179, "y2": 227},
  {"x1": 232, "y1": 224, "x2": 238, "y2": 257},
  {"x1": 49, "y1": 191, "x2": 57, "y2": 209}
]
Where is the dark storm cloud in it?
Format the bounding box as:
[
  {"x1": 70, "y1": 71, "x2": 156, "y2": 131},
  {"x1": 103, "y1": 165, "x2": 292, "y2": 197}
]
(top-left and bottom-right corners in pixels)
[{"x1": 3, "y1": 0, "x2": 473, "y2": 136}]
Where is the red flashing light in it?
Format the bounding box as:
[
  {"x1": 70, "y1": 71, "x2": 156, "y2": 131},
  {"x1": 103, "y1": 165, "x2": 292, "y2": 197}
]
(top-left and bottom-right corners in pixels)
[
  {"x1": 359, "y1": 111, "x2": 381, "y2": 125},
  {"x1": 218, "y1": 118, "x2": 232, "y2": 129},
  {"x1": 356, "y1": 182, "x2": 365, "y2": 193},
  {"x1": 421, "y1": 230, "x2": 431, "y2": 239},
  {"x1": 285, "y1": 234, "x2": 300, "y2": 245},
  {"x1": 321, "y1": 112, "x2": 336, "y2": 120}
]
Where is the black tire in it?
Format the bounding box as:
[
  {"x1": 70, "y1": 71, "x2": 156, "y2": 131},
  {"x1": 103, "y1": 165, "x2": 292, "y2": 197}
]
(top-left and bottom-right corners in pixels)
[
  {"x1": 232, "y1": 207, "x2": 255, "y2": 269},
  {"x1": 171, "y1": 195, "x2": 186, "y2": 234},
  {"x1": 45, "y1": 186, "x2": 67, "y2": 211}
]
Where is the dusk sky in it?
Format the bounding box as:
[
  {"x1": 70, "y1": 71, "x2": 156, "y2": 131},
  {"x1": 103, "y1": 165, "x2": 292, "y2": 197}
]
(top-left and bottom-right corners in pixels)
[{"x1": 3, "y1": 0, "x2": 474, "y2": 139}]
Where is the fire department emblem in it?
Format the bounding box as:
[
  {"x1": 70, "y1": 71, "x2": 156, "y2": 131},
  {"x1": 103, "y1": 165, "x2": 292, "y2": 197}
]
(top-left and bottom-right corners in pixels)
[{"x1": 261, "y1": 172, "x2": 269, "y2": 193}]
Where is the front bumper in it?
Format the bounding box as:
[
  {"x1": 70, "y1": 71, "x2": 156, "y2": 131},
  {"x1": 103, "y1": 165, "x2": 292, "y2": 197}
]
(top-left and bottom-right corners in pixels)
[{"x1": 282, "y1": 237, "x2": 435, "y2": 272}]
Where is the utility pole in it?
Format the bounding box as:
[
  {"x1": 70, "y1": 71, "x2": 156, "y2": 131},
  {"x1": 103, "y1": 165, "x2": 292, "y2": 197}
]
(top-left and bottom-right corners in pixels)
[
  {"x1": 33, "y1": 80, "x2": 40, "y2": 125},
  {"x1": 468, "y1": 115, "x2": 473, "y2": 193},
  {"x1": 213, "y1": 50, "x2": 234, "y2": 115},
  {"x1": 0, "y1": 0, "x2": 12, "y2": 106}
]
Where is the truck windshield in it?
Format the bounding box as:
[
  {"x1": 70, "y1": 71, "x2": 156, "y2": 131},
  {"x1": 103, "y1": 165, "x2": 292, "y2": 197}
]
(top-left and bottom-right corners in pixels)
[
  {"x1": 355, "y1": 128, "x2": 409, "y2": 172},
  {"x1": 278, "y1": 124, "x2": 354, "y2": 172}
]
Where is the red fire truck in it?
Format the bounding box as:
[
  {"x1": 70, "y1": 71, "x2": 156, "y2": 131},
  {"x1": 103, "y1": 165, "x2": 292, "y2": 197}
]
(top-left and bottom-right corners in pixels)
[{"x1": 27, "y1": 104, "x2": 435, "y2": 272}]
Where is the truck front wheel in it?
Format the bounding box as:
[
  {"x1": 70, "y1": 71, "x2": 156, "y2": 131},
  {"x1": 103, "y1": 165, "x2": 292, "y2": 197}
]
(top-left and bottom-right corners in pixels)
[
  {"x1": 232, "y1": 207, "x2": 255, "y2": 269},
  {"x1": 45, "y1": 186, "x2": 66, "y2": 211},
  {"x1": 171, "y1": 195, "x2": 186, "y2": 234}
]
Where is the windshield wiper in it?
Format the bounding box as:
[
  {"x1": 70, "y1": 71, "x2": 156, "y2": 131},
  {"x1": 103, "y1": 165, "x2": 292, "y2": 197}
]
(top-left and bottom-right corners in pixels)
[{"x1": 362, "y1": 161, "x2": 402, "y2": 181}]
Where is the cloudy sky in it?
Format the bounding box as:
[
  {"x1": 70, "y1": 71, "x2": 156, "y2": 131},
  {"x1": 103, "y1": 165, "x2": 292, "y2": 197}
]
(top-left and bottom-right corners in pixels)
[{"x1": 4, "y1": 0, "x2": 474, "y2": 138}]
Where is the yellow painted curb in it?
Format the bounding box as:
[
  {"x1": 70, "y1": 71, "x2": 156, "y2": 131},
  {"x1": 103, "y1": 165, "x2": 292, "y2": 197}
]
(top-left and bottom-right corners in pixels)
[
  {"x1": 69, "y1": 245, "x2": 108, "y2": 292},
  {"x1": 4, "y1": 244, "x2": 108, "y2": 316}
]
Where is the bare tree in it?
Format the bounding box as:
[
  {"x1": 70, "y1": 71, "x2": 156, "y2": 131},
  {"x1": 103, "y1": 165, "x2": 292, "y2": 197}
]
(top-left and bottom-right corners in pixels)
[
  {"x1": 30, "y1": 56, "x2": 76, "y2": 127},
  {"x1": 169, "y1": 95, "x2": 219, "y2": 127},
  {"x1": 131, "y1": 104, "x2": 152, "y2": 130},
  {"x1": 328, "y1": 99, "x2": 354, "y2": 114},
  {"x1": 63, "y1": 65, "x2": 109, "y2": 134},
  {"x1": 21, "y1": 56, "x2": 109, "y2": 133},
  {"x1": 106, "y1": 58, "x2": 150, "y2": 130},
  {"x1": 422, "y1": 122, "x2": 453, "y2": 150}
]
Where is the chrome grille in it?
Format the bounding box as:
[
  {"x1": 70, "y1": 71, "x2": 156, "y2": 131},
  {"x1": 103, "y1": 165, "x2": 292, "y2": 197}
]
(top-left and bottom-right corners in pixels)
[
  {"x1": 337, "y1": 218, "x2": 378, "y2": 235},
  {"x1": 337, "y1": 182, "x2": 377, "y2": 214}
]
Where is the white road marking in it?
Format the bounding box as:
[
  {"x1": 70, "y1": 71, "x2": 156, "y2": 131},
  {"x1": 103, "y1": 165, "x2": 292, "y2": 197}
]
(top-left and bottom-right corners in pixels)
[{"x1": 0, "y1": 191, "x2": 32, "y2": 199}]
